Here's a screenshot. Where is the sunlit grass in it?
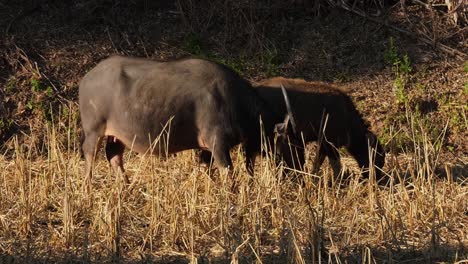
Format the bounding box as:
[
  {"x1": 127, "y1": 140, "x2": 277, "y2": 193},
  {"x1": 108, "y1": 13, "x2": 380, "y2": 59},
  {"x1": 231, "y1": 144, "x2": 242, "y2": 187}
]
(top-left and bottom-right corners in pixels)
[{"x1": 0, "y1": 106, "x2": 466, "y2": 263}]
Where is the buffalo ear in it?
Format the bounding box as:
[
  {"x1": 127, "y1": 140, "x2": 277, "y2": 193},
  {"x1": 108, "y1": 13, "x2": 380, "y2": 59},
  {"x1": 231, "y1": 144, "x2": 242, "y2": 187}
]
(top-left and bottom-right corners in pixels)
[{"x1": 274, "y1": 115, "x2": 291, "y2": 137}]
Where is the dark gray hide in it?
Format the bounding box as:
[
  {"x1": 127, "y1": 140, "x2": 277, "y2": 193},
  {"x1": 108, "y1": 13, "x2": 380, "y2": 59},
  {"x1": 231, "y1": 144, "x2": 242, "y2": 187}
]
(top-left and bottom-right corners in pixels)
[{"x1": 79, "y1": 56, "x2": 301, "y2": 182}]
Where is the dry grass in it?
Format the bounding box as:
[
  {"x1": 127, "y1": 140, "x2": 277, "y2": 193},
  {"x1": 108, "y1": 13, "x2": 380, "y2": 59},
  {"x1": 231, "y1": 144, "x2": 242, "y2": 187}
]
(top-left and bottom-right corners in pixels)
[
  {"x1": 0, "y1": 106, "x2": 466, "y2": 264},
  {"x1": 0, "y1": 2, "x2": 467, "y2": 263}
]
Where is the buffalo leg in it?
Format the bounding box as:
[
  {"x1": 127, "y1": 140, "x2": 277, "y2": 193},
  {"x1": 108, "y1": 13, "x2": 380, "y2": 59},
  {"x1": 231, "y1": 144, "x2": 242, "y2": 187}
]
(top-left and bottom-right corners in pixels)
[
  {"x1": 105, "y1": 136, "x2": 129, "y2": 184},
  {"x1": 199, "y1": 150, "x2": 213, "y2": 165},
  {"x1": 212, "y1": 143, "x2": 233, "y2": 169},
  {"x1": 201, "y1": 145, "x2": 256, "y2": 175},
  {"x1": 312, "y1": 144, "x2": 326, "y2": 174},
  {"x1": 244, "y1": 141, "x2": 258, "y2": 175},
  {"x1": 211, "y1": 137, "x2": 237, "y2": 192},
  {"x1": 82, "y1": 132, "x2": 101, "y2": 190},
  {"x1": 312, "y1": 143, "x2": 342, "y2": 177}
]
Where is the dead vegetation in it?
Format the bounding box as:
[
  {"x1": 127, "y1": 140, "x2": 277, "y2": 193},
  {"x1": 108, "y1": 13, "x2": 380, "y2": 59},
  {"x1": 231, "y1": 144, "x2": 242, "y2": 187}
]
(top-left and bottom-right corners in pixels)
[
  {"x1": 0, "y1": 0, "x2": 467, "y2": 263},
  {"x1": 0, "y1": 104, "x2": 466, "y2": 263}
]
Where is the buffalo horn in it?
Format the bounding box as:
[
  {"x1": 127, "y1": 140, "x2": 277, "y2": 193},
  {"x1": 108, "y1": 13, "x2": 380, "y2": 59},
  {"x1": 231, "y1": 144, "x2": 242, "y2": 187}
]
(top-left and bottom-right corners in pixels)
[{"x1": 280, "y1": 83, "x2": 297, "y2": 134}]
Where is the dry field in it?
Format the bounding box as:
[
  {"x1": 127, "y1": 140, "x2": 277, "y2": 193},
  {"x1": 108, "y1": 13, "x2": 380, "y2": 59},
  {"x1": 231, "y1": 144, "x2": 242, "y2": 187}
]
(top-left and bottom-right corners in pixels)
[
  {"x1": 1, "y1": 1, "x2": 467, "y2": 263},
  {"x1": 0, "y1": 106, "x2": 466, "y2": 263}
]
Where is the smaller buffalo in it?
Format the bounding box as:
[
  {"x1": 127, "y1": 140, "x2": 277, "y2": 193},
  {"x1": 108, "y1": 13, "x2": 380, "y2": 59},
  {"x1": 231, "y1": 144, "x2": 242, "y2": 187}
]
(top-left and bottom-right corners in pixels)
[
  {"x1": 79, "y1": 56, "x2": 303, "y2": 186},
  {"x1": 201, "y1": 77, "x2": 385, "y2": 181},
  {"x1": 256, "y1": 77, "x2": 385, "y2": 180}
]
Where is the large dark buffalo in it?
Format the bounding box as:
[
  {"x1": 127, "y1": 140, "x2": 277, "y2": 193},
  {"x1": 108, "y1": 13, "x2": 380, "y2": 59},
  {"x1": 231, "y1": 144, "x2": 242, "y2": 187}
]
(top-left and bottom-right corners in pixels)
[
  {"x1": 201, "y1": 77, "x2": 385, "y2": 181},
  {"x1": 79, "y1": 56, "x2": 303, "y2": 184}
]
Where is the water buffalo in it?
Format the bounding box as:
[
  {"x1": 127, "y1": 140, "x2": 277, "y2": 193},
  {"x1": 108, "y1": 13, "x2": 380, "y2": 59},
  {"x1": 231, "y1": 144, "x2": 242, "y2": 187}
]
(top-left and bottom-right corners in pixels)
[
  {"x1": 201, "y1": 77, "x2": 385, "y2": 181},
  {"x1": 79, "y1": 56, "x2": 303, "y2": 185}
]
